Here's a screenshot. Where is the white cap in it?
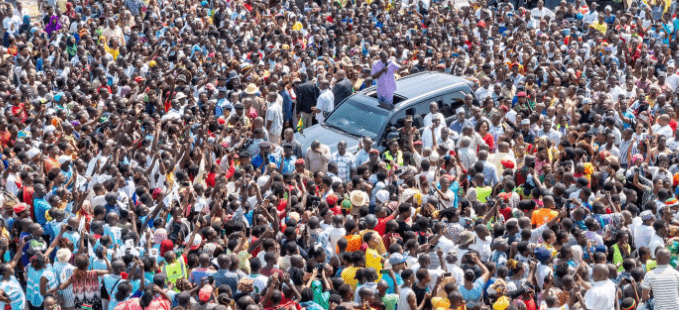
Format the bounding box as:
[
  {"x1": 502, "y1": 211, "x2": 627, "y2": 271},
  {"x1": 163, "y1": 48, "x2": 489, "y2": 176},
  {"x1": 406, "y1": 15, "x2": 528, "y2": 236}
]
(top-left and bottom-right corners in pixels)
[
  {"x1": 58, "y1": 155, "x2": 72, "y2": 165},
  {"x1": 27, "y1": 148, "x2": 40, "y2": 159},
  {"x1": 44, "y1": 125, "x2": 56, "y2": 133}
]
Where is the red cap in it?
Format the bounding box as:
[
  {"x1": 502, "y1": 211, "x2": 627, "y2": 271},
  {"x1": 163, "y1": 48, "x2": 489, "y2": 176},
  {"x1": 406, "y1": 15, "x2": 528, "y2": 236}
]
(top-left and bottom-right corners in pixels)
[
  {"x1": 413, "y1": 140, "x2": 423, "y2": 146},
  {"x1": 13, "y1": 203, "x2": 27, "y2": 214},
  {"x1": 501, "y1": 159, "x2": 515, "y2": 169},
  {"x1": 477, "y1": 21, "x2": 486, "y2": 28},
  {"x1": 517, "y1": 92, "x2": 527, "y2": 97},
  {"x1": 369, "y1": 149, "x2": 380, "y2": 154},
  {"x1": 500, "y1": 105, "x2": 509, "y2": 112},
  {"x1": 294, "y1": 158, "x2": 305, "y2": 165}
]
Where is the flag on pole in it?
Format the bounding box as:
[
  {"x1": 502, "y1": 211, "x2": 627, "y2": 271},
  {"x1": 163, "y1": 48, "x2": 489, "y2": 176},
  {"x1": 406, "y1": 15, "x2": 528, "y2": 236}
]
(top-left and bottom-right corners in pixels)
[{"x1": 296, "y1": 117, "x2": 304, "y2": 133}]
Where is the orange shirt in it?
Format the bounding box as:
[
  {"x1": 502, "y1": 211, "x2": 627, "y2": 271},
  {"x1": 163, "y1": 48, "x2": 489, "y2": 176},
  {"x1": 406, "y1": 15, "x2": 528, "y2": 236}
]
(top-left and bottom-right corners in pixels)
[
  {"x1": 345, "y1": 234, "x2": 362, "y2": 252},
  {"x1": 531, "y1": 208, "x2": 558, "y2": 226}
]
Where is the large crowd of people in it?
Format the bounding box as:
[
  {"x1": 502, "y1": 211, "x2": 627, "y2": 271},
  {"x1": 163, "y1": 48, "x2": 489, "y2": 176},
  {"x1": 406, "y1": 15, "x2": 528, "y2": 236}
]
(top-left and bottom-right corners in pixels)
[{"x1": 1, "y1": 0, "x2": 679, "y2": 309}]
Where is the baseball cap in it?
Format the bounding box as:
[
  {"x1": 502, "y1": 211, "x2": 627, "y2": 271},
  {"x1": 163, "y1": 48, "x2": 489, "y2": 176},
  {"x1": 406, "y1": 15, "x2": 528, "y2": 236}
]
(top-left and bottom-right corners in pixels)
[
  {"x1": 190, "y1": 234, "x2": 203, "y2": 250},
  {"x1": 389, "y1": 253, "x2": 407, "y2": 266}
]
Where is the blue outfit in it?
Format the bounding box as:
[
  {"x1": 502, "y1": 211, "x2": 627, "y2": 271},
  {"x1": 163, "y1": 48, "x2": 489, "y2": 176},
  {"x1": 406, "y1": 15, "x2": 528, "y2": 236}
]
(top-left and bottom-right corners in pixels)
[
  {"x1": 0, "y1": 277, "x2": 25, "y2": 310},
  {"x1": 251, "y1": 153, "x2": 280, "y2": 173},
  {"x1": 280, "y1": 90, "x2": 294, "y2": 125},
  {"x1": 33, "y1": 198, "x2": 51, "y2": 227},
  {"x1": 382, "y1": 273, "x2": 404, "y2": 295},
  {"x1": 279, "y1": 156, "x2": 297, "y2": 174},
  {"x1": 27, "y1": 265, "x2": 57, "y2": 307}
]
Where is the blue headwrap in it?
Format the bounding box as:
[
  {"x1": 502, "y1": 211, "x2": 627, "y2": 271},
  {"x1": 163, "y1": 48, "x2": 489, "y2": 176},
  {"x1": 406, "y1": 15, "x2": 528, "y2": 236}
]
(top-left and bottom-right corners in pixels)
[
  {"x1": 54, "y1": 92, "x2": 65, "y2": 103},
  {"x1": 190, "y1": 45, "x2": 202, "y2": 58}
]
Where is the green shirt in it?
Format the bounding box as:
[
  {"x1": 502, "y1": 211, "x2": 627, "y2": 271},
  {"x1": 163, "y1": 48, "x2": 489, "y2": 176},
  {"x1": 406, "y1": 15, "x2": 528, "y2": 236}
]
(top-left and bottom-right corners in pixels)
[{"x1": 382, "y1": 294, "x2": 399, "y2": 310}]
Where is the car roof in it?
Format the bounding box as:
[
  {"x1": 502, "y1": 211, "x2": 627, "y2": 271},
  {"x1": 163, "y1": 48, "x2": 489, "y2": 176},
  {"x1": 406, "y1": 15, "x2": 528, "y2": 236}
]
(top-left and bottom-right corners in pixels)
[
  {"x1": 394, "y1": 72, "x2": 471, "y2": 99},
  {"x1": 359, "y1": 72, "x2": 473, "y2": 112}
]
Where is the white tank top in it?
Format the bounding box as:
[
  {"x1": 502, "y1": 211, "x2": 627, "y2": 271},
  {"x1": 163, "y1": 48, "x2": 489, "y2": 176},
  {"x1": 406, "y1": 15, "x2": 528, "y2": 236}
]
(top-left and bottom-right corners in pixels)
[{"x1": 398, "y1": 286, "x2": 415, "y2": 310}]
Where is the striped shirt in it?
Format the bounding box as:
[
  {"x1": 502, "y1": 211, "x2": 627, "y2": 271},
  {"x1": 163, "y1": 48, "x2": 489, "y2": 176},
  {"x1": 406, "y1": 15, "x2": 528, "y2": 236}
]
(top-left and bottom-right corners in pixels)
[
  {"x1": 27, "y1": 265, "x2": 57, "y2": 307},
  {"x1": 54, "y1": 261, "x2": 76, "y2": 306},
  {"x1": 641, "y1": 265, "x2": 679, "y2": 310},
  {"x1": 0, "y1": 277, "x2": 25, "y2": 310},
  {"x1": 619, "y1": 139, "x2": 638, "y2": 166},
  {"x1": 331, "y1": 153, "x2": 355, "y2": 183}
]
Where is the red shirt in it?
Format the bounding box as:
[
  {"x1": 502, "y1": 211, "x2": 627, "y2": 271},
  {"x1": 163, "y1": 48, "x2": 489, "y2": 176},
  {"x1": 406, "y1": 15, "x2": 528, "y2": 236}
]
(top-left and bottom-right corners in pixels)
[{"x1": 374, "y1": 214, "x2": 396, "y2": 236}]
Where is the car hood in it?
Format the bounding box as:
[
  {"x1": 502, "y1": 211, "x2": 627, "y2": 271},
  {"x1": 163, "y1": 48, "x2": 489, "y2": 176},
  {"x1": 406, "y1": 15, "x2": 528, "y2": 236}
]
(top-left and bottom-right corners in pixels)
[{"x1": 294, "y1": 124, "x2": 362, "y2": 156}]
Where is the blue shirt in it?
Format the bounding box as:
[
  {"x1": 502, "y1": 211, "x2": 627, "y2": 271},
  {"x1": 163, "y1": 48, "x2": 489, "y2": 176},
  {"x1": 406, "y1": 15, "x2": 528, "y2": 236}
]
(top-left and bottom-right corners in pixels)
[
  {"x1": 251, "y1": 153, "x2": 280, "y2": 173},
  {"x1": 0, "y1": 277, "x2": 25, "y2": 310},
  {"x1": 449, "y1": 119, "x2": 473, "y2": 134},
  {"x1": 33, "y1": 198, "x2": 50, "y2": 227},
  {"x1": 27, "y1": 265, "x2": 57, "y2": 306},
  {"x1": 279, "y1": 156, "x2": 297, "y2": 174},
  {"x1": 481, "y1": 160, "x2": 499, "y2": 186},
  {"x1": 280, "y1": 90, "x2": 294, "y2": 122},
  {"x1": 382, "y1": 273, "x2": 404, "y2": 295}
]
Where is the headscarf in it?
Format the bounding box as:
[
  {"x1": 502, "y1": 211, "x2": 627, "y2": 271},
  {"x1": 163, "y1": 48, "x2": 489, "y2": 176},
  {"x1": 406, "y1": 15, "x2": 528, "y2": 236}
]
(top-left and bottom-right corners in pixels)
[
  {"x1": 66, "y1": 36, "x2": 78, "y2": 58},
  {"x1": 65, "y1": 3, "x2": 76, "y2": 19},
  {"x1": 311, "y1": 280, "x2": 329, "y2": 309},
  {"x1": 153, "y1": 228, "x2": 168, "y2": 244},
  {"x1": 160, "y1": 239, "x2": 174, "y2": 256},
  {"x1": 45, "y1": 15, "x2": 62, "y2": 37}
]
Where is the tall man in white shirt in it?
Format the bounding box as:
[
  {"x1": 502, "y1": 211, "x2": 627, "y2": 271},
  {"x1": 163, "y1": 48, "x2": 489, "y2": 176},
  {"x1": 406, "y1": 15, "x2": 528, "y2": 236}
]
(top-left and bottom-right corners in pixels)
[
  {"x1": 423, "y1": 101, "x2": 445, "y2": 128},
  {"x1": 422, "y1": 115, "x2": 443, "y2": 149},
  {"x1": 314, "y1": 79, "x2": 334, "y2": 123},
  {"x1": 531, "y1": 0, "x2": 555, "y2": 19}
]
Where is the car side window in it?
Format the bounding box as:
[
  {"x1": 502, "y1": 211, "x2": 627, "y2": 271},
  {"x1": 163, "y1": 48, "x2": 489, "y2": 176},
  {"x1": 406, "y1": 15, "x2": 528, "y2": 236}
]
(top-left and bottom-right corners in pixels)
[
  {"x1": 439, "y1": 91, "x2": 468, "y2": 119},
  {"x1": 389, "y1": 110, "x2": 407, "y2": 129}
]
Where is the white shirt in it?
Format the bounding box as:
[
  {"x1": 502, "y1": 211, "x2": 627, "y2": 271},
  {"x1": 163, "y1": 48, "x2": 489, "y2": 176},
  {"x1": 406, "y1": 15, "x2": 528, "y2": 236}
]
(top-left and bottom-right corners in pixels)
[
  {"x1": 583, "y1": 280, "x2": 616, "y2": 310},
  {"x1": 475, "y1": 87, "x2": 492, "y2": 102},
  {"x1": 536, "y1": 262, "x2": 553, "y2": 290},
  {"x1": 470, "y1": 236, "x2": 491, "y2": 261},
  {"x1": 531, "y1": 7, "x2": 555, "y2": 19},
  {"x1": 634, "y1": 224, "x2": 655, "y2": 249},
  {"x1": 5, "y1": 173, "x2": 19, "y2": 197},
  {"x1": 327, "y1": 227, "x2": 346, "y2": 252},
  {"x1": 2, "y1": 16, "x2": 20, "y2": 34},
  {"x1": 537, "y1": 129, "x2": 561, "y2": 145},
  {"x1": 641, "y1": 265, "x2": 679, "y2": 310},
  {"x1": 421, "y1": 125, "x2": 442, "y2": 149},
  {"x1": 583, "y1": 11, "x2": 599, "y2": 24},
  {"x1": 316, "y1": 89, "x2": 334, "y2": 123},
  {"x1": 265, "y1": 101, "x2": 283, "y2": 136},
  {"x1": 161, "y1": 108, "x2": 182, "y2": 121},
  {"x1": 667, "y1": 74, "x2": 679, "y2": 92},
  {"x1": 649, "y1": 234, "x2": 666, "y2": 259},
  {"x1": 652, "y1": 124, "x2": 673, "y2": 140},
  {"x1": 452, "y1": 245, "x2": 470, "y2": 267}
]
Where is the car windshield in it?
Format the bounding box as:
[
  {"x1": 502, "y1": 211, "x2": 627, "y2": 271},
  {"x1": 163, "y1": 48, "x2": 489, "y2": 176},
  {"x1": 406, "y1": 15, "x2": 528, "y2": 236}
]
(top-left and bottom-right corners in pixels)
[{"x1": 324, "y1": 98, "x2": 390, "y2": 139}]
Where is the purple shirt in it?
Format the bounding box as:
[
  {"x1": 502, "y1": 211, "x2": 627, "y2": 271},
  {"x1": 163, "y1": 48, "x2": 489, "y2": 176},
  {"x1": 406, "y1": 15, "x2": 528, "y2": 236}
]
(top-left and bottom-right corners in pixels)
[{"x1": 371, "y1": 60, "x2": 400, "y2": 103}]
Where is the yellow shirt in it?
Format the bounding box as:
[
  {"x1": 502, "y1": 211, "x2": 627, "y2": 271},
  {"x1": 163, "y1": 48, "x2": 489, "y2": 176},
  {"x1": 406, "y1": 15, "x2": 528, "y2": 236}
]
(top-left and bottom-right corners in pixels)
[
  {"x1": 590, "y1": 21, "x2": 607, "y2": 34},
  {"x1": 365, "y1": 248, "x2": 383, "y2": 281},
  {"x1": 360, "y1": 229, "x2": 386, "y2": 255},
  {"x1": 342, "y1": 266, "x2": 360, "y2": 290}
]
